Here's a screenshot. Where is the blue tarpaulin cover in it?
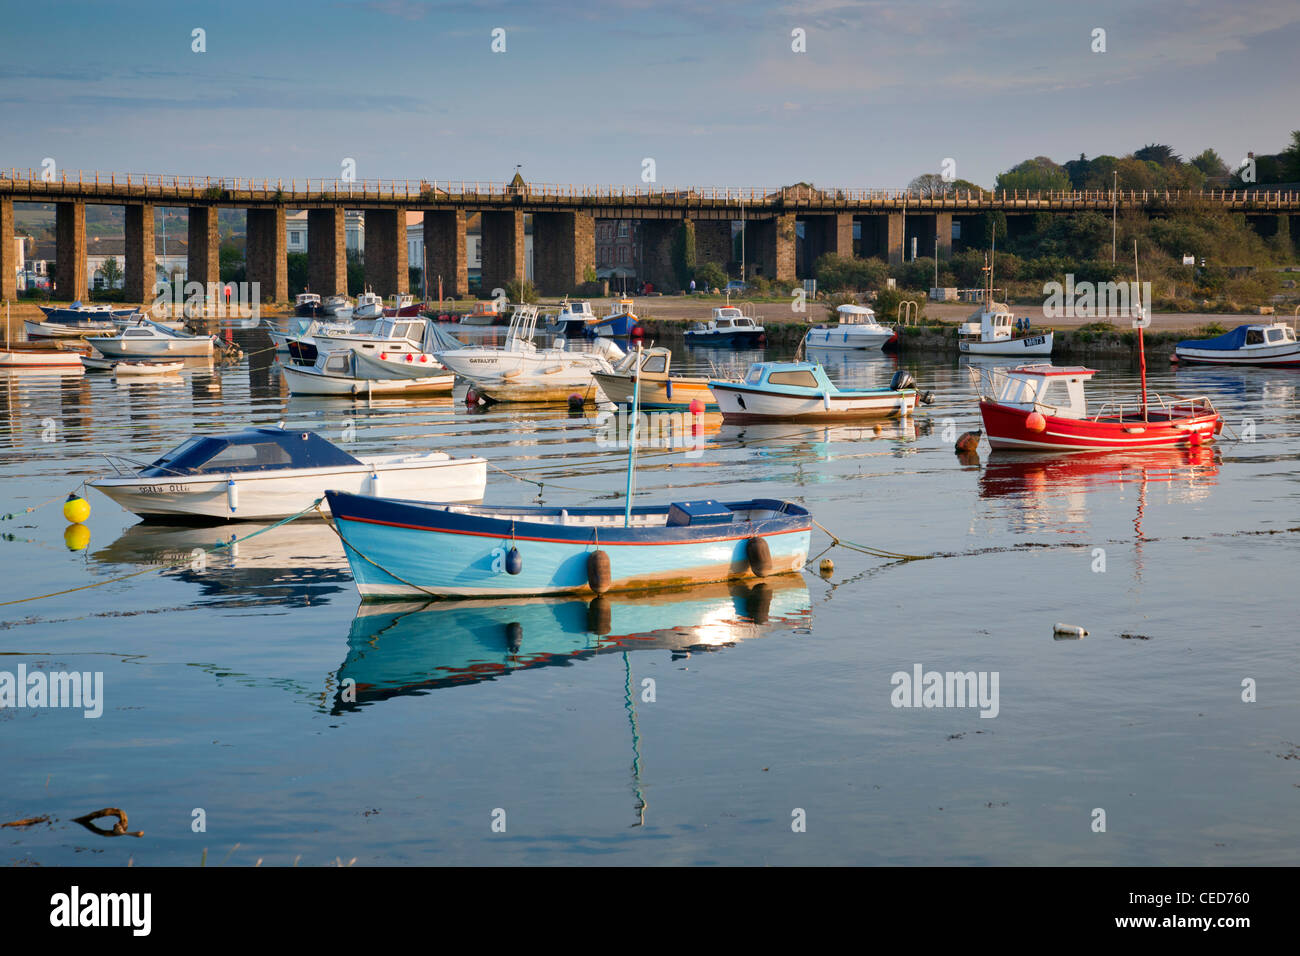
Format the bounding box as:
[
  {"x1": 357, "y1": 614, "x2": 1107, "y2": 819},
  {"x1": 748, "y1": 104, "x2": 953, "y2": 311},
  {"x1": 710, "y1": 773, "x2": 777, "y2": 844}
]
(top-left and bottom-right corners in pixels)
[
  {"x1": 141, "y1": 428, "x2": 360, "y2": 476},
  {"x1": 1177, "y1": 325, "x2": 1249, "y2": 351}
]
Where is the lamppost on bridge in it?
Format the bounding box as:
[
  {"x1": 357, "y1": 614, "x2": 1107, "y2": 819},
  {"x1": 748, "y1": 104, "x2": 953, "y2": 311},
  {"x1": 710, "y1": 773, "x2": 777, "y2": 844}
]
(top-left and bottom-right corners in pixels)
[{"x1": 1112, "y1": 170, "x2": 1118, "y2": 264}]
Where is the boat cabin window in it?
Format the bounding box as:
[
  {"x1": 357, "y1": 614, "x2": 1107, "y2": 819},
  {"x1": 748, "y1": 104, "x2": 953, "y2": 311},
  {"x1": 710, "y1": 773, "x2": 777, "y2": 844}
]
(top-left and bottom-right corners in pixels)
[
  {"x1": 1266, "y1": 328, "x2": 1283, "y2": 343},
  {"x1": 1246, "y1": 329, "x2": 1264, "y2": 345},
  {"x1": 325, "y1": 354, "x2": 351, "y2": 373},
  {"x1": 767, "y1": 369, "x2": 819, "y2": 388},
  {"x1": 124, "y1": 328, "x2": 152, "y2": 337},
  {"x1": 394, "y1": 323, "x2": 417, "y2": 340},
  {"x1": 745, "y1": 366, "x2": 765, "y2": 384},
  {"x1": 640, "y1": 353, "x2": 667, "y2": 374},
  {"x1": 1038, "y1": 380, "x2": 1069, "y2": 411},
  {"x1": 150, "y1": 437, "x2": 204, "y2": 469},
  {"x1": 197, "y1": 442, "x2": 294, "y2": 473}
]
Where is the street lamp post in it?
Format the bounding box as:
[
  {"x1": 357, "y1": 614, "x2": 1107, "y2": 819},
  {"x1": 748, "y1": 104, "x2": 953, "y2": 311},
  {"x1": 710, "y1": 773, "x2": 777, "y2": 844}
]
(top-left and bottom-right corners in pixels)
[{"x1": 1111, "y1": 170, "x2": 1117, "y2": 264}]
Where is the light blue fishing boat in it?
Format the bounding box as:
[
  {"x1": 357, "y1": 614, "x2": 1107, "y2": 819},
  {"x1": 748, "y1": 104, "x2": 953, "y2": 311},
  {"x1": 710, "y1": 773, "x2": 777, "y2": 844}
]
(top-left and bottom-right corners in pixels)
[{"x1": 324, "y1": 492, "x2": 812, "y2": 599}]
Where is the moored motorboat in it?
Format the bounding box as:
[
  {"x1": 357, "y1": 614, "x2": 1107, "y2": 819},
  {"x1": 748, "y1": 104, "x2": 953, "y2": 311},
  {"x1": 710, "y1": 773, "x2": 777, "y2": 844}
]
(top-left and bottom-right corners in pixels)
[
  {"x1": 295, "y1": 292, "x2": 323, "y2": 317},
  {"x1": 804, "y1": 304, "x2": 895, "y2": 351},
  {"x1": 86, "y1": 319, "x2": 216, "y2": 358},
  {"x1": 322, "y1": 294, "x2": 354, "y2": 319},
  {"x1": 1173, "y1": 322, "x2": 1300, "y2": 366},
  {"x1": 976, "y1": 364, "x2": 1221, "y2": 450},
  {"x1": 459, "y1": 300, "x2": 508, "y2": 326},
  {"x1": 957, "y1": 257, "x2": 1053, "y2": 356},
  {"x1": 279, "y1": 348, "x2": 454, "y2": 396},
  {"x1": 590, "y1": 298, "x2": 641, "y2": 337},
  {"x1": 383, "y1": 294, "x2": 424, "y2": 318},
  {"x1": 710, "y1": 362, "x2": 923, "y2": 422},
  {"x1": 324, "y1": 491, "x2": 812, "y2": 599},
  {"x1": 0, "y1": 341, "x2": 89, "y2": 368},
  {"x1": 90, "y1": 427, "x2": 485, "y2": 521},
  {"x1": 684, "y1": 308, "x2": 765, "y2": 347},
  {"x1": 352, "y1": 290, "x2": 385, "y2": 320},
  {"x1": 592, "y1": 346, "x2": 719, "y2": 409},
  {"x1": 436, "y1": 305, "x2": 623, "y2": 404},
  {"x1": 546, "y1": 298, "x2": 599, "y2": 337},
  {"x1": 113, "y1": 360, "x2": 185, "y2": 377}
]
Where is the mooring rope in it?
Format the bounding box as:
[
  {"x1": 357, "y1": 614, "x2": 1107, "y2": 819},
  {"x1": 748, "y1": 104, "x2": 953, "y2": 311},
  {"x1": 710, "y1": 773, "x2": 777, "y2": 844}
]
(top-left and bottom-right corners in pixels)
[
  {"x1": 0, "y1": 499, "x2": 323, "y2": 608},
  {"x1": 315, "y1": 501, "x2": 443, "y2": 597},
  {"x1": 811, "y1": 517, "x2": 932, "y2": 562}
]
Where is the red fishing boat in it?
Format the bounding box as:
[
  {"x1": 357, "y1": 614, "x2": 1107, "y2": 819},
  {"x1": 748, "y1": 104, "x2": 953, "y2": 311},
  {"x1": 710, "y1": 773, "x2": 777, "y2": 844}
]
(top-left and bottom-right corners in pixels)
[{"x1": 978, "y1": 241, "x2": 1222, "y2": 451}]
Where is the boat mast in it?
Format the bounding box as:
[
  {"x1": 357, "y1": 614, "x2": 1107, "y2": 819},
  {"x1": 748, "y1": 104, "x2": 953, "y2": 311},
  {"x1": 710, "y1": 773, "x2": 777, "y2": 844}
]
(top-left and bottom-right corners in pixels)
[
  {"x1": 1134, "y1": 239, "x2": 1148, "y2": 421},
  {"x1": 623, "y1": 343, "x2": 643, "y2": 528}
]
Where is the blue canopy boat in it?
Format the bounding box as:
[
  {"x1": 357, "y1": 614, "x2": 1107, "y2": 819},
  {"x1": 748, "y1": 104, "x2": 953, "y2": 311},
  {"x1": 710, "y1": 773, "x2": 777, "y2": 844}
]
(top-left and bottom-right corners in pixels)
[
  {"x1": 1173, "y1": 322, "x2": 1299, "y2": 367},
  {"x1": 324, "y1": 492, "x2": 812, "y2": 599}
]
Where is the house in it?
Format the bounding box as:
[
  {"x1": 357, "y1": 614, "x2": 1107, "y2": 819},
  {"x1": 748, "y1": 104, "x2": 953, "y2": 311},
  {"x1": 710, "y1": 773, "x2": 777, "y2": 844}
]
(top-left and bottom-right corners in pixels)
[
  {"x1": 285, "y1": 210, "x2": 366, "y2": 254},
  {"x1": 30, "y1": 235, "x2": 190, "y2": 290}
]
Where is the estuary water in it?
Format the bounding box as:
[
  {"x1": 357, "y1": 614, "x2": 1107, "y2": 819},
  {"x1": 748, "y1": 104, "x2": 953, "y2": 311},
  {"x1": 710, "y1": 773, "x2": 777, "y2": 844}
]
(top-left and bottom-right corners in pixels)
[{"x1": 1, "y1": 330, "x2": 1296, "y2": 866}]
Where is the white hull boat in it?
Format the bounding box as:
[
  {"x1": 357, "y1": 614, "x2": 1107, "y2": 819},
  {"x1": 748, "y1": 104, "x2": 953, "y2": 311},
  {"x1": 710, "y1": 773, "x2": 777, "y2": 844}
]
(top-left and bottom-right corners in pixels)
[
  {"x1": 87, "y1": 319, "x2": 216, "y2": 358},
  {"x1": 1174, "y1": 322, "x2": 1300, "y2": 366},
  {"x1": 90, "y1": 427, "x2": 486, "y2": 521},
  {"x1": 709, "y1": 362, "x2": 922, "y2": 422},
  {"x1": 959, "y1": 332, "x2": 1053, "y2": 356},
  {"x1": 25, "y1": 319, "x2": 119, "y2": 339},
  {"x1": 958, "y1": 257, "x2": 1053, "y2": 356},
  {"x1": 280, "y1": 348, "x2": 454, "y2": 396},
  {"x1": 804, "y1": 304, "x2": 895, "y2": 350},
  {"x1": 114, "y1": 360, "x2": 185, "y2": 377},
  {"x1": 1, "y1": 344, "x2": 88, "y2": 368}
]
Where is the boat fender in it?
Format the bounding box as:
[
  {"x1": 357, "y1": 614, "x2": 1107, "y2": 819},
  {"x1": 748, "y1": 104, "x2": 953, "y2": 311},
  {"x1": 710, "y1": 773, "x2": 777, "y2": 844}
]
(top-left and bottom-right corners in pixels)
[
  {"x1": 1025, "y1": 412, "x2": 1047, "y2": 433},
  {"x1": 819, "y1": 557, "x2": 834, "y2": 579},
  {"x1": 920, "y1": 390, "x2": 935, "y2": 406},
  {"x1": 505, "y1": 622, "x2": 523, "y2": 653},
  {"x1": 747, "y1": 582, "x2": 774, "y2": 624},
  {"x1": 1188, "y1": 429, "x2": 1202, "y2": 446},
  {"x1": 226, "y1": 478, "x2": 238, "y2": 513},
  {"x1": 587, "y1": 549, "x2": 612, "y2": 594},
  {"x1": 1053, "y1": 623, "x2": 1088, "y2": 639},
  {"x1": 890, "y1": 370, "x2": 915, "y2": 391},
  {"x1": 746, "y1": 536, "x2": 773, "y2": 577},
  {"x1": 586, "y1": 596, "x2": 612, "y2": 635},
  {"x1": 505, "y1": 546, "x2": 523, "y2": 575},
  {"x1": 822, "y1": 393, "x2": 831, "y2": 410}
]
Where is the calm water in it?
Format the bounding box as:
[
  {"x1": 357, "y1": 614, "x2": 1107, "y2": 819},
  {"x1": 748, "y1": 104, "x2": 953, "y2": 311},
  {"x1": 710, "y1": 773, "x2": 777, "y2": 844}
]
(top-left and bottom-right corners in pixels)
[{"x1": 1, "y1": 329, "x2": 1296, "y2": 866}]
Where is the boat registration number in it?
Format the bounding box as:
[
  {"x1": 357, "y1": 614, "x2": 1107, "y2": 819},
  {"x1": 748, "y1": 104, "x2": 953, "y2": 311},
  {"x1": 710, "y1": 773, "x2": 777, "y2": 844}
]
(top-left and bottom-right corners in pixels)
[
  {"x1": 1022, "y1": 335, "x2": 1046, "y2": 346},
  {"x1": 141, "y1": 484, "x2": 191, "y2": 494}
]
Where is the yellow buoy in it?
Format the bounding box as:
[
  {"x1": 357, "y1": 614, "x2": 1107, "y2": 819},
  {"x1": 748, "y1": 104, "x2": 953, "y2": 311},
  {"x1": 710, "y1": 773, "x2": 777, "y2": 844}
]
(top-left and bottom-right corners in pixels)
[
  {"x1": 63, "y1": 494, "x2": 91, "y2": 524},
  {"x1": 63, "y1": 523, "x2": 90, "y2": 551},
  {"x1": 819, "y1": 557, "x2": 834, "y2": 578}
]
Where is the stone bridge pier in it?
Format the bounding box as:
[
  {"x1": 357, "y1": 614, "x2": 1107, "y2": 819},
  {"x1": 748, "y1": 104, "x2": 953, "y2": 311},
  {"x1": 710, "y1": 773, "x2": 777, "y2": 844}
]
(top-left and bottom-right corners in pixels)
[
  {"x1": 364, "y1": 208, "x2": 408, "y2": 297},
  {"x1": 533, "y1": 211, "x2": 595, "y2": 296},
  {"x1": 480, "y1": 210, "x2": 525, "y2": 294},
  {"x1": 0, "y1": 197, "x2": 16, "y2": 302},
  {"x1": 308, "y1": 208, "x2": 347, "y2": 296},
  {"x1": 423, "y1": 210, "x2": 468, "y2": 299},
  {"x1": 246, "y1": 207, "x2": 288, "y2": 303}
]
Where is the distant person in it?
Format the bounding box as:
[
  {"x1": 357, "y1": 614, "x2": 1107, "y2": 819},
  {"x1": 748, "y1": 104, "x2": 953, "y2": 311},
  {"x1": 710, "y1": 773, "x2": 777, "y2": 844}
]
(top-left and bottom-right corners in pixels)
[{"x1": 690, "y1": 279, "x2": 696, "y2": 293}]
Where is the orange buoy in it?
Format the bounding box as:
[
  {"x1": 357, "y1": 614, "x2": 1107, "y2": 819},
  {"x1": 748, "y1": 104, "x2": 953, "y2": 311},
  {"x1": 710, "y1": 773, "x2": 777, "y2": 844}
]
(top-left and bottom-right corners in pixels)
[
  {"x1": 1025, "y1": 412, "x2": 1047, "y2": 433},
  {"x1": 954, "y1": 430, "x2": 982, "y2": 453}
]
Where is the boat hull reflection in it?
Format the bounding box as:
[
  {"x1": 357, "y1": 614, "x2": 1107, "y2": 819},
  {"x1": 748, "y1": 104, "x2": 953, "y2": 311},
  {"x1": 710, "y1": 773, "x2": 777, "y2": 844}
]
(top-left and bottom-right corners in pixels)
[{"x1": 333, "y1": 578, "x2": 810, "y2": 711}]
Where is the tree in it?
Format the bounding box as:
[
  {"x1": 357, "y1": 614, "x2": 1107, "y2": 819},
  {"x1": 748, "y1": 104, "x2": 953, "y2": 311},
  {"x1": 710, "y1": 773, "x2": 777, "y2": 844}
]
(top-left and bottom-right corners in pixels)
[
  {"x1": 346, "y1": 249, "x2": 365, "y2": 295},
  {"x1": 693, "y1": 261, "x2": 727, "y2": 292},
  {"x1": 99, "y1": 256, "x2": 122, "y2": 288},
  {"x1": 1278, "y1": 130, "x2": 1300, "y2": 182},
  {"x1": 908, "y1": 173, "x2": 948, "y2": 197},
  {"x1": 287, "y1": 253, "x2": 309, "y2": 295},
  {"x1": 1134, "y1": 144, "x2": 1181, "y2": 167},
  {"x1": 995, "y1": 157, "x2": 1071, "y2": 193},
  {"x1": 505, "y1": 278, "x2": 537, "y2": 303},
  {"x1": 1190, "y1": 148, "x2": 1229, "y2": 179}
]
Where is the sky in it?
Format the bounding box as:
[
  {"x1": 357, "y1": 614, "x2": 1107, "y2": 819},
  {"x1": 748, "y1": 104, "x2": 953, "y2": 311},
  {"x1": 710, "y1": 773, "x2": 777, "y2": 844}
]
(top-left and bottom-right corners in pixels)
[{"x1": 1, "y1": 0, "x2": 1296, "y2": 191}]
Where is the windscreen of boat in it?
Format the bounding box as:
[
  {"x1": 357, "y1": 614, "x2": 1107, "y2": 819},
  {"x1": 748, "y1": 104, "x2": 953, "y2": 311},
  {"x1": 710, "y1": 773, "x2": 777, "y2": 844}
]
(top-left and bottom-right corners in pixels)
[{"x1": 139, "y1": 430, "x2": 361, "y2": 476}]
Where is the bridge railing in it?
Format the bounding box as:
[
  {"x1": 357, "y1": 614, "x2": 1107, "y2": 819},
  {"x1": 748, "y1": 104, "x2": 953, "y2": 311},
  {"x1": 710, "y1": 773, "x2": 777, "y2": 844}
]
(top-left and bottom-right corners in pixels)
[{"x1": 1, "y1": 169, "x2": 1297, "y2": 206}]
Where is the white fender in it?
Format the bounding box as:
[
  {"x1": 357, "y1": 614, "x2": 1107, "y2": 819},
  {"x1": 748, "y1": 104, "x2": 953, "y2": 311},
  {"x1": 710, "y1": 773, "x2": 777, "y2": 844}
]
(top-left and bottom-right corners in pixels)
[
  {"x1": 226, "y1": 478, "x2": 238, "y2": 513},
  {"x1": 368, "y1": 471, "x2": 381, "y2": 496}
]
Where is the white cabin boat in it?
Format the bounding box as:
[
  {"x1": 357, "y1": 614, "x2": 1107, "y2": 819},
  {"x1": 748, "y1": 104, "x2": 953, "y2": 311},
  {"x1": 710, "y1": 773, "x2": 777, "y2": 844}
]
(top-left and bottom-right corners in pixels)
[
  {"x1": 1174, "y1": 322, "x2": 1300, "y2": 366},
  {"x1": 353, "y1": 290, "x2": 385, "y2": 320},
  {"x1": 86, "y1": 319, "x2": 216, "y2": 358},
  {"x1": 280, "y1": 347, "x2": 454, "y2": 397},
  {"x1": 322, "y1": 294, "x2": 354, "y2": 319},
  {"x1": 90, "y1": 427, "x2": 485, "y2": 520},
  {"x1": 684, "y1": 308, "x2": 766, "y2": 346},
  {"x1": 804, "y1": 304, "x2": 895, "y2": 350},
  {"x1": 435, "y1": 305, "x2": 624, "y2": 403}
]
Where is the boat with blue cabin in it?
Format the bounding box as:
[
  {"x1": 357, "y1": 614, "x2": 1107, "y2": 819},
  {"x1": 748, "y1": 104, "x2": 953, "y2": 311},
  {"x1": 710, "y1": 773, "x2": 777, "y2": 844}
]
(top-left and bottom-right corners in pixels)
[
  {"x1": 709, "y1": 362, "x2": 927, "y2": 422},
  {"x1": 804, "y1": 304, "x2": 896, "y2": 351},
  {"x1": 590, "y1": 298, "x2": 641, "y2": 337},
  {"x1": 324, "y1": 492, "x2": 813, "y2": 599},
  {"x1": 1173, "y1": 321, "x2": 1299, "y2": 367}
]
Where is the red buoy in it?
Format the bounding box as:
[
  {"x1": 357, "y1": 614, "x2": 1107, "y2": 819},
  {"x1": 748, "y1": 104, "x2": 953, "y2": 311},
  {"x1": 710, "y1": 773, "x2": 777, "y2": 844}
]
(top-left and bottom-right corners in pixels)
[
  {"x1": 465, "y1": 388, "x2": 478, "y2": 406},
  {"x1": 1026, "y1": 412, "x2": 1047, "y2": 433},
  {"x1": 689, "y1": 398, "x2": 704, "y2": 414}
]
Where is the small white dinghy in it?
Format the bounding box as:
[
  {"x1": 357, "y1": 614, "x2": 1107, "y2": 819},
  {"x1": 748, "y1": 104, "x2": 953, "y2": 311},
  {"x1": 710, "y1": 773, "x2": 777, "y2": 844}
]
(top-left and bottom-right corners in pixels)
[
  {"x1": 90, "y1": 427, "x2": 486, "y2": 521},
  {"x1": 280, "y1": 348, "x2": 454, "y2": 397},
  {"x1": 113, "y1": 360, "x2": 185, "y2": 377}
]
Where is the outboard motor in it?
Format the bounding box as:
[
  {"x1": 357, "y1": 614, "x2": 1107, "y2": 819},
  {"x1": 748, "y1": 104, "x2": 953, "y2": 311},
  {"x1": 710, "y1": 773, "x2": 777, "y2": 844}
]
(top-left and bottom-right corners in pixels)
[{"x1": 890, "y1": 370, "x2": 915, "y2": 391}]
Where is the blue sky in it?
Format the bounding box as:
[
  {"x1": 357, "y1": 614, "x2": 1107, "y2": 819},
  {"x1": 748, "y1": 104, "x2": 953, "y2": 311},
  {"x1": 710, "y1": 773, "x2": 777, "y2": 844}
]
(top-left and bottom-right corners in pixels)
[{"x1": 1, "y1": 0, "x2": 1296, "y2": 190}]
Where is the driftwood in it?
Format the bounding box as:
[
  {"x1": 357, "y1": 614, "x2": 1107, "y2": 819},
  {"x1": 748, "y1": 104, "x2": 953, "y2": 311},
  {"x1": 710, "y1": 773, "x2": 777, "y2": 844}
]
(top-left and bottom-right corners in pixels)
[
  {"x1": 1, "y1": 815, "x2": 50, "y2": 828},
  {"x1": 72, "y1": 807, "x2": 143, "y2": 838}
]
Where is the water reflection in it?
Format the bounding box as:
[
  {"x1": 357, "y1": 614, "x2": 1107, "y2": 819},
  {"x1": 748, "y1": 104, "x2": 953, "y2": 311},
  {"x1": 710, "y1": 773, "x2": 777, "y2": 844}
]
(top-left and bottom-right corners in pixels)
[
  {"x1": 330, "y1": 578, "x2": 811, "y2": 713},
  {"x1": 91, "y1": 519, "x2": 350, "y2": 607}
]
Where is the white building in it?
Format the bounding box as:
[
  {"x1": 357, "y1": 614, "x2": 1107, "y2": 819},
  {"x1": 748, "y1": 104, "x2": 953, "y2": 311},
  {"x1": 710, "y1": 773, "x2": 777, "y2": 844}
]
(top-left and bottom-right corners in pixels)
[{"x1": 285, "y1": 210, "x2": 365, "y2": 255}]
